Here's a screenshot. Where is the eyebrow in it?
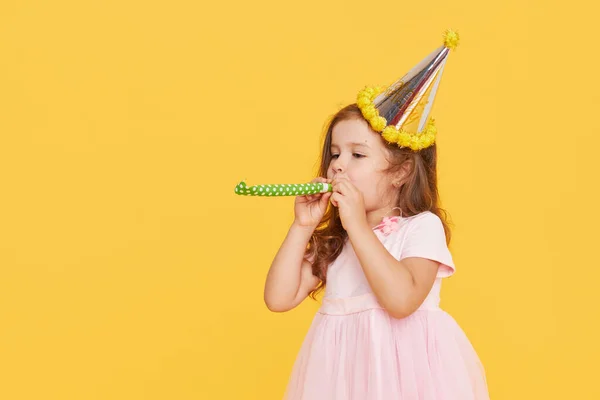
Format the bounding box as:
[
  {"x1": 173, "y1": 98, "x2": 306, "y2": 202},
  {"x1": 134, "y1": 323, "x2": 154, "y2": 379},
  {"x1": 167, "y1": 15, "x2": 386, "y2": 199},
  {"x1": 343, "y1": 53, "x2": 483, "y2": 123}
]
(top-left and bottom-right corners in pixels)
[{"x1": 330, "y1": 142, "x2": 370, "y2": 149}]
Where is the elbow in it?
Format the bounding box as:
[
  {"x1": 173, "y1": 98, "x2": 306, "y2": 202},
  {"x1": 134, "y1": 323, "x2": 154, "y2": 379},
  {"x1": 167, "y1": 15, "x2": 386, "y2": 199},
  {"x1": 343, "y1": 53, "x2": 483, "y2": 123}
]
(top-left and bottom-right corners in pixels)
[
  {"x1": 265, "y1": 302, "x2": 288, "y2": 313},
  {"x1": 387, "y1": 308, "x2": 412, "y2": 319},
  {"x1": 382, "y1": 298, "x2": 418, "y2": 320},
  {"x1": 264, "y1": 296, "x2": 291, "y2": 313}
]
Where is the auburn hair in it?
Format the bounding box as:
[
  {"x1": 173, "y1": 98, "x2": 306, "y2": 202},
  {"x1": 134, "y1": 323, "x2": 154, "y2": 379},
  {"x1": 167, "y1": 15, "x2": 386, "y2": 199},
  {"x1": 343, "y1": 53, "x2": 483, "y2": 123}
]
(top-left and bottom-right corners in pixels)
[{"x1": 305, "y1": 103, "x2": 453, "y2": 300}]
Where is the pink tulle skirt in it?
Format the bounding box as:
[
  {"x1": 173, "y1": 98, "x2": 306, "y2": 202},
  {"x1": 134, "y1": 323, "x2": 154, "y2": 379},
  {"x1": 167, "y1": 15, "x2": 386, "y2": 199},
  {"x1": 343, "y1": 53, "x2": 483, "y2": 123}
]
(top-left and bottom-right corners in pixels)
[{"x1": 284, "y1": 294, "x2": 489, "y2": 400}]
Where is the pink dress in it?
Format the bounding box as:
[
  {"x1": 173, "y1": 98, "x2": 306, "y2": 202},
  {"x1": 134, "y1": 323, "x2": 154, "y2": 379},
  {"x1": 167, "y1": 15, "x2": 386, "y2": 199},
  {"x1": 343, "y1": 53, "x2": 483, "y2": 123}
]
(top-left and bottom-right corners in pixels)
[{"x1": 283, "y1": 211, "x2": 490, "y2": 400}]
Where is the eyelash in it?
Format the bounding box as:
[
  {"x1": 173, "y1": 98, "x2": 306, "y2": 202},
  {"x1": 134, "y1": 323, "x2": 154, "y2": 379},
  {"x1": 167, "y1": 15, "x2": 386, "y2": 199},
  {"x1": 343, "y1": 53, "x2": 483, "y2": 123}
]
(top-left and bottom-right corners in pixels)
[{"x1": 331, "y1": 153, "x2": 365, "y2": 159}]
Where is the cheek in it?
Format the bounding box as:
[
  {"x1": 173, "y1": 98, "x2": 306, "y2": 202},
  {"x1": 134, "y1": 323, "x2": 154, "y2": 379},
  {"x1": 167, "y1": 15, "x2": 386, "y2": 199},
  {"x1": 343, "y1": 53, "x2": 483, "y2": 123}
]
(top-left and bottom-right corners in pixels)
[
  {"x1": 358, "y1": 173, "x2": 387, "y2": 197},
  {"x1": 350, "y1": 176, "x2": 372, "y2": 197},
  {"x1": 348, "y1": 171, "x2": 368, "y2": 186}
]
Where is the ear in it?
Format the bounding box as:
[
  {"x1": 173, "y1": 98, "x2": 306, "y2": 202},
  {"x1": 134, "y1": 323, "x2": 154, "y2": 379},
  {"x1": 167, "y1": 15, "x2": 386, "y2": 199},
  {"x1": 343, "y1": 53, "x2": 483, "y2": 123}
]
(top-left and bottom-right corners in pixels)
[{"x1": 393, "y1": 159, "x2": 413, "y2": 187}]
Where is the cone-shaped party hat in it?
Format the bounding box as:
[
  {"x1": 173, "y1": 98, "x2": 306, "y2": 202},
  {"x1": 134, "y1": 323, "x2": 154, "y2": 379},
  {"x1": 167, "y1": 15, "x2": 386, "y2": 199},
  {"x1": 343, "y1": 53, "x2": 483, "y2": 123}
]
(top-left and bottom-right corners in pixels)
[{"x1": 357, "y1": 29, "x2": 459, "y2": 151}]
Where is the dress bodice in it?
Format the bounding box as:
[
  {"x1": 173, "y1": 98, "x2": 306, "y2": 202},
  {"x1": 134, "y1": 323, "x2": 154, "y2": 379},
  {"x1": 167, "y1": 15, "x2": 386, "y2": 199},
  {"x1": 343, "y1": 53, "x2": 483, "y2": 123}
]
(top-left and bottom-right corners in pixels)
[{"x1": 319, "y1": 212, "x2": 454, "y2": 315}]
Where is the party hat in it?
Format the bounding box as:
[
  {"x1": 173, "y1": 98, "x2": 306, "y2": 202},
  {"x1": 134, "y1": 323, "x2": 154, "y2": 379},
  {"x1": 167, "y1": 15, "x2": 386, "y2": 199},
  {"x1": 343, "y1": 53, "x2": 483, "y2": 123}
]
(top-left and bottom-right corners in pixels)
[{"x1": 357, "y1": 29, "x2": 460, "y2": 151}]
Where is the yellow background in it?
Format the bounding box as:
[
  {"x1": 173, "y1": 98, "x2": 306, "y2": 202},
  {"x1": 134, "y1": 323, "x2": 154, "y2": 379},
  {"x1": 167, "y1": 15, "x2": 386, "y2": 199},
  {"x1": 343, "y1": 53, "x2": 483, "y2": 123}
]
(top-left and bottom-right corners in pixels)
[{"x1": 1, "y1": 0, "x2": 599, "y2": 399}]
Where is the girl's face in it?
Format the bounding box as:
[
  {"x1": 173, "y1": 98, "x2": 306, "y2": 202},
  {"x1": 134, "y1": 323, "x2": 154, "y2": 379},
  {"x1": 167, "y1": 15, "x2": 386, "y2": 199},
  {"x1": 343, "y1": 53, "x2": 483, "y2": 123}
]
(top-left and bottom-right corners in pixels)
[{"x1": 326, "y1": 118, "x2": 398, "y2": 214}]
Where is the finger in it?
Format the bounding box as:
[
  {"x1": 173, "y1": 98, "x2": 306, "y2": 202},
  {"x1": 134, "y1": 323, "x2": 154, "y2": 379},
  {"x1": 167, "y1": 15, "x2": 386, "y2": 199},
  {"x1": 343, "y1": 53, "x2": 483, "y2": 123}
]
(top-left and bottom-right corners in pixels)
[
  {"x1": 320, "y1": 192, "x2": 331, "y2": 207},
  {"x1": 331, "y1": 192, "x2": 342, "y2": 207},
  {"x1": 334, "y1": 177, "x2": 350, "y2": 186},
  {"x1": 332, "y1": 177, "x2": 347, "y2": 188},
  {"x1": 337, "y1": 180, "x2": 357, "y2": 197},
  {"x1": 330, "y1": 193, "x2": 337, "y2": 207},
  {"x1": 332, "y1": 182, "x2": 345, "y2": 195},
  {"x1": 337, "y1": 181, "x2": 352, "y2": 194}
]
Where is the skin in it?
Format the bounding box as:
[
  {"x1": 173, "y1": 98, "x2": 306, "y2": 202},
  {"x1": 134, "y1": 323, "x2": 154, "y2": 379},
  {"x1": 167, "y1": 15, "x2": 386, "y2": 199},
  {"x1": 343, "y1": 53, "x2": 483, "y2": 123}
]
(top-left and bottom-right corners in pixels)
[{"x1": 264, "y1": 118, "x2": 440, "y2": 319}]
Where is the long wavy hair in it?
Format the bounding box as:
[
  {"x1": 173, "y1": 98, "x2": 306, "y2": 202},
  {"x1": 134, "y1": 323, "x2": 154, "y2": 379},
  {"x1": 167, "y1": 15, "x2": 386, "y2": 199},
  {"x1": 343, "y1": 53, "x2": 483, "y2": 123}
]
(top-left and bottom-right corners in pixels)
[{"x1": 305, "y1": 103, "x2": 453, "y2": 300}]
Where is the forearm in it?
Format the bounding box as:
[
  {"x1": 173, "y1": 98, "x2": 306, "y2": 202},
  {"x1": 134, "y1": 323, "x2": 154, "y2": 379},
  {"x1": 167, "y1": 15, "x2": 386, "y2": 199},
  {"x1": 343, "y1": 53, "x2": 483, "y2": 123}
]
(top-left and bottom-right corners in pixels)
[
  {"x1": 264, "y1": 221, "x2": 314, "y2": 308},
  {"x1": 346, "y1": 222, "x2": 415, "y2": 317}
]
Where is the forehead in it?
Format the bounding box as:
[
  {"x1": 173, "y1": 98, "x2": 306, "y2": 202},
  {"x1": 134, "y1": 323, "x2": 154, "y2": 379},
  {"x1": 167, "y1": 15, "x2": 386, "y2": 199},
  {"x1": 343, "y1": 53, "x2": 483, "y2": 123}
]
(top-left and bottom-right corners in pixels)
[{"x1": 330, "y1": 118, "x2": 381, "y2": 148}]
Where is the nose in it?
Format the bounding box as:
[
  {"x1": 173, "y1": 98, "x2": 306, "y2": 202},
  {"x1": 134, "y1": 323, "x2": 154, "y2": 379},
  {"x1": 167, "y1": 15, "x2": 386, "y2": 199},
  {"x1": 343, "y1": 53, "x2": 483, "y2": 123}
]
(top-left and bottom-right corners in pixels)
[{"x1": 331, "y1": 157, "x2": 344, "y2": 174}]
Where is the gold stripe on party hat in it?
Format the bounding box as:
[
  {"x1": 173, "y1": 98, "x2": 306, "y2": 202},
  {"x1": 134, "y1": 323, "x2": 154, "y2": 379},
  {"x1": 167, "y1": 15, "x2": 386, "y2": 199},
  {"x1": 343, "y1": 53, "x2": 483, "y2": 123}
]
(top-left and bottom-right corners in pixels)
[{"x1": 357, "y1": 29, "x2": 460, "y2": 151}]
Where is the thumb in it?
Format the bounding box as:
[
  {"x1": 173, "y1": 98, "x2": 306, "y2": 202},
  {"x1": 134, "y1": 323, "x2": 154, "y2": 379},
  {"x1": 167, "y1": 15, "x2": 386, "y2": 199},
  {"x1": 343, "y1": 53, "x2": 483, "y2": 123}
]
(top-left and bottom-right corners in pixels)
[{"x1": 320, "y1": 192, "x2": 332, "y2": 207}]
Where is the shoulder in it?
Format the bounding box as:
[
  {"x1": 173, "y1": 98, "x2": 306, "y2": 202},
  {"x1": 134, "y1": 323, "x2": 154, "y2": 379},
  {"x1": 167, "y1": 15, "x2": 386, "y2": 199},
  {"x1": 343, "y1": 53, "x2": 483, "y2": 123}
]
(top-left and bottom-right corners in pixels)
[
  {"x1": 378, "y1": 212, "x2": 444, "y2": 246},
  {"x1": 409, "y1": 210, "x2": 436, "y2": 220},
  {"x1": 397, "y1": 211, "x2": 455, "y2": 274},
  {"x1": 404, "y1": 211, "x2": 447, "y2": 240},
  {"x1": 406, "y1": 211, "x2": 442, "y2": 226}
]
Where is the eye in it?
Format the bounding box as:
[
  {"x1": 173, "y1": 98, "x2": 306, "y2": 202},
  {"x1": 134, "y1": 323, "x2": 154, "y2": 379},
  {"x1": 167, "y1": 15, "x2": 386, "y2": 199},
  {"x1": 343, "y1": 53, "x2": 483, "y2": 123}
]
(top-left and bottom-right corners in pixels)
[
  {"x1": 331, "y1": 154, "x2": 339, "y2": 159},
  {"x1": 353, "y1": 153, "x2": 365, "y2": 158}
]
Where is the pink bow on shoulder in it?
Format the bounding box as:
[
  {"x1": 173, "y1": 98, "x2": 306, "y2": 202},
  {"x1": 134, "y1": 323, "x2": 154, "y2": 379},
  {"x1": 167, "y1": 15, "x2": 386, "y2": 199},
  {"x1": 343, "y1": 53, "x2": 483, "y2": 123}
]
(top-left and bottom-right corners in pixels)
[{"x1": 374, "y1": 216, "x2": 402, "y2": 236}]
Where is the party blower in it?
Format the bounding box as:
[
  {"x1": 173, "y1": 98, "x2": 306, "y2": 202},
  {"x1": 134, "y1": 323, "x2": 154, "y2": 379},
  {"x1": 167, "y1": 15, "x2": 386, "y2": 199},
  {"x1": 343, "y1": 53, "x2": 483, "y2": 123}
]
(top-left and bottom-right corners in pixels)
[{"x1": 234, "y1": 180, "x2": 332, "y2": 197}]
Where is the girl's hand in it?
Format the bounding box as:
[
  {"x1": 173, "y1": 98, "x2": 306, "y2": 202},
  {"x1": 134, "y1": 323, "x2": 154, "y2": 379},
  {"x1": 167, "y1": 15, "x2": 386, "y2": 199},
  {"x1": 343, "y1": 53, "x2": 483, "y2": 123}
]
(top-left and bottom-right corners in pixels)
[
  {"x1": 330, "y1": 175, "x2": 367, "y2": 231},
  {"x1": 293, "y1": 177, "x2": 333, "y2": 228}
]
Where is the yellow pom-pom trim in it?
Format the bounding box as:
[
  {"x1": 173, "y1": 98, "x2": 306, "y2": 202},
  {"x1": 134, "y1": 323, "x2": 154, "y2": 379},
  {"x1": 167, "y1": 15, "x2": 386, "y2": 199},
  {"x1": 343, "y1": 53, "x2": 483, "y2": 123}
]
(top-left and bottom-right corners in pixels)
[
  {"x1": 383, "y1": 119, "x2": 437, "y2": 150},
  {"x1": 356, "y1": 86, "x2": 437, "y2": 151},
  {"x1": 443, "y1": 29, "x2": 460, "y2": 50},
  {"x1": 356, "y1": 85, "x2": 385, "y2": 132}
]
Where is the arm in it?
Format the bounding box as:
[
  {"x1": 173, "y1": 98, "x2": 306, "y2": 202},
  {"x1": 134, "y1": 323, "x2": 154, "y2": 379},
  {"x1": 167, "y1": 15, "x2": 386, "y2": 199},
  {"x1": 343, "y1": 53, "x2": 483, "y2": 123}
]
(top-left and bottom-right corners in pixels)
[
  {"x1": 346, "y1": 222, "x2": 439, "y2": 319},
  {"x1": 263, "y1": 221, "x2": 321, "y2": 312}
]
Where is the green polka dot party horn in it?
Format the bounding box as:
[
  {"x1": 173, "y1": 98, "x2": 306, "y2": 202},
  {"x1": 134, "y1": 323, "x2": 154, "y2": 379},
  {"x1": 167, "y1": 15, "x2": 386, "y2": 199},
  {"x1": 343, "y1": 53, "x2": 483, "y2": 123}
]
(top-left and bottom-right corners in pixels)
[{"x1": 234, "y1": 180, "x2": 332, "y2": 197}]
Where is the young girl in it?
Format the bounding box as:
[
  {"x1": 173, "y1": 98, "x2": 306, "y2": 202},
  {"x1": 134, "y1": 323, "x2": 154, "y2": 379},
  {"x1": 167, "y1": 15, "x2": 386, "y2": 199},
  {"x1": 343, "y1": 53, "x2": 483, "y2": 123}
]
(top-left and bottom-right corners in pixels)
[{"x1": 263, "y1": 30, "x2": 490, "y2": 399}]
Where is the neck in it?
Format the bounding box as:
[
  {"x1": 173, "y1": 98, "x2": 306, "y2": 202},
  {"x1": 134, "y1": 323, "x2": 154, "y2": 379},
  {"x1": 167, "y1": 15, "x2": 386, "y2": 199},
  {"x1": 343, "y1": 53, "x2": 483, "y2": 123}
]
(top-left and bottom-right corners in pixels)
[{"x1": 366, "y1": 207, "x2": 401, "y2": 229}]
